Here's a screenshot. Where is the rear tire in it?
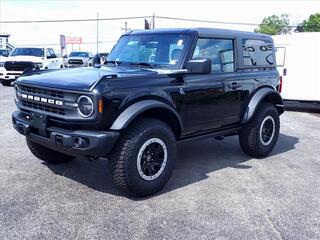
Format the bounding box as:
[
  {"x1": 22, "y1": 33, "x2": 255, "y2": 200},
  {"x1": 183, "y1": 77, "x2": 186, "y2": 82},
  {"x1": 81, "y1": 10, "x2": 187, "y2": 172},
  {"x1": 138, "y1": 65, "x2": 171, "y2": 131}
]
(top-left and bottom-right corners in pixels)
[
  {"x1": 239, "y1": 103, "x2": 280, "y2": 158},
  {"x1": 26, "y1": 138, "x2": 74, "y2": 164},
  {"x1": 110, "y1": 118, "x2": 176, "y2": 197},
  {"x1": 1, "y1": 80, "x2": 11, "y2": 86}
]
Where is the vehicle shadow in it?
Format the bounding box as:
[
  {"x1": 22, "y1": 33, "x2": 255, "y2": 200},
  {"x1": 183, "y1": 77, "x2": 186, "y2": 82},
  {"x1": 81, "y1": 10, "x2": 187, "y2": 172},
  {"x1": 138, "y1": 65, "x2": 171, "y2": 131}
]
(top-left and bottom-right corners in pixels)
[{"x1": 44, "y1": 133, "x2": 299, "y2": 198}]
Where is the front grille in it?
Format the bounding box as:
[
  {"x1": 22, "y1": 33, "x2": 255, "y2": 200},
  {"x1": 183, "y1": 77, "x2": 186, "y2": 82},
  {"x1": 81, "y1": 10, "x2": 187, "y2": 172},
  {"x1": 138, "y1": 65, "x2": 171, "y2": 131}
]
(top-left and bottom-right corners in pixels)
[
  {"x1": 22, "y1": 100, "x2": 65, "y2": 115},
  {"x1": 5, "y1": 61, "x2": 33, "y2": 71},
  {"x1": 16, "y1": 83, "x2": 96, "y2": 121},
  {"x1": 20, "y1": 85, "x2": 64, "y2": 99},
  {"x1": 68, "y1": 59, "x2": 83, "y2": 65},
  {"x1": 17, "y1": 84, "x2": 66, "y2": 116}
]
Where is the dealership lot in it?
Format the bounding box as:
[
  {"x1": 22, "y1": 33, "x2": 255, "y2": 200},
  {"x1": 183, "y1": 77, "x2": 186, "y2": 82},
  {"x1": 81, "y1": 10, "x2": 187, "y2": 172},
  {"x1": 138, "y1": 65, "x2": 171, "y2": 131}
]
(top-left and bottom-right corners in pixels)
[{"x1": 0, "y1": 85, "x2": 319, "y2": 239}]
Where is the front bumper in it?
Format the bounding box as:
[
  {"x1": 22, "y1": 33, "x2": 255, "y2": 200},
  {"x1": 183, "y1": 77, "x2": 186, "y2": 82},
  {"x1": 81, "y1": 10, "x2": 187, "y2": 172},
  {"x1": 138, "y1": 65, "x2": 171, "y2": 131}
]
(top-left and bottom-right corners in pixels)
[
  {"x1": 67, "y1": 63, "x2": 88, "y2": 68},
  {"x1": 0, "y1": 69, "x2": 23, "y2": 80},
  {"x1": 12, "y1": 111, "x2": 119, "y2": 157}
]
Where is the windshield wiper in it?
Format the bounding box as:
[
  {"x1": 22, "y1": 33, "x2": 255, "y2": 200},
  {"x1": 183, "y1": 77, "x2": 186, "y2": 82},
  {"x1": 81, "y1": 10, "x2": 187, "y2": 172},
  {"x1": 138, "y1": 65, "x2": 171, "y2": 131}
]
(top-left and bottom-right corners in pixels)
[{"x1": 128, "y1": 62, "x2": 156, "y2": 69}]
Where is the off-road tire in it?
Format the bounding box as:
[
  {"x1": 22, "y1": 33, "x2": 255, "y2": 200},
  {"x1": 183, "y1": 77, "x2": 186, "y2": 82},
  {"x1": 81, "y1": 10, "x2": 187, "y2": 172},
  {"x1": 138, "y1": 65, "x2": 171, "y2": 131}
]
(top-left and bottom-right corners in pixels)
[
  {"x1": 239, "y1": 102, "x2": 280, "y2": 158},
  {"x1": 26, "y1": 138, "x2": 74, "y2": 164},
  {"x1": 1, "y1": 80, "x2": 11, "y2": 86},
  {"x1": 110, "y1": 118, "x2": 176, "y2": 197}
]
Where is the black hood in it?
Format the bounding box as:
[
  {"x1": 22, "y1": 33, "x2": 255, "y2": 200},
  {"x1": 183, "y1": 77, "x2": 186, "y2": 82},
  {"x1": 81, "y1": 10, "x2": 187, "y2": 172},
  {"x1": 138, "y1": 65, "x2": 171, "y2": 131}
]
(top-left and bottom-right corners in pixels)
[{"x1": 17, "y1": 66, "x2": 159, "y2": 91}]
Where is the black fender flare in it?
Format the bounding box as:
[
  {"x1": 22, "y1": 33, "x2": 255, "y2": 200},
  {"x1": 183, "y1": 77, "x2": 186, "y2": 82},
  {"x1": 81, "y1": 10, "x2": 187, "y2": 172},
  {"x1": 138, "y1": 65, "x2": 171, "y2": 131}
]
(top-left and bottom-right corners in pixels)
[
  {"x1": 241, "y1": 88, "x2": 284, "y2": 124},
  {"x1": 110, "y1": 100, "x2": 183, "y2": 131}
]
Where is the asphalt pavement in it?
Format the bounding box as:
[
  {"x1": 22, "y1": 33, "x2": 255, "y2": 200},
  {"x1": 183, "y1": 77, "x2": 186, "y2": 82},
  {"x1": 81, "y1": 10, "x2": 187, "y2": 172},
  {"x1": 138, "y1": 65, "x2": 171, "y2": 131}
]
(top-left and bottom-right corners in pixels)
[{"x1": 0, "y1": 85, "x2": 319, "y2": 240}]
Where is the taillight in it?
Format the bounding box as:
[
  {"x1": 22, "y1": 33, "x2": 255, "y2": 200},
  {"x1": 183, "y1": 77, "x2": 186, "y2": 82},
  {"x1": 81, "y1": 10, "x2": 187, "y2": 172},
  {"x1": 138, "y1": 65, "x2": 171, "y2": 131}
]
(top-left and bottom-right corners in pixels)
[{"x1": 279, "y1": 76, "x2": 283, "y2": 93}]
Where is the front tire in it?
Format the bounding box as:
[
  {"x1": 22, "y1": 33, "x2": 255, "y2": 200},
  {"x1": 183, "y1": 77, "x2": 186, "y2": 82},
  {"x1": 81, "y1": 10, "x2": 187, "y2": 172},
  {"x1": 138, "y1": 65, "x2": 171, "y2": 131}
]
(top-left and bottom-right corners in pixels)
[
  {"x1": 26, "y1": 138, "x2": 74, "y2": 164},
  {"x1": 239, "y1": 103, "x2": 280, "y2": 158},
  {"x1": 110, "y1": 118, "x2": 176, "y2": 197},
  {"x1": 1, "y1": 80, "x2": 12, "y2": 86}
]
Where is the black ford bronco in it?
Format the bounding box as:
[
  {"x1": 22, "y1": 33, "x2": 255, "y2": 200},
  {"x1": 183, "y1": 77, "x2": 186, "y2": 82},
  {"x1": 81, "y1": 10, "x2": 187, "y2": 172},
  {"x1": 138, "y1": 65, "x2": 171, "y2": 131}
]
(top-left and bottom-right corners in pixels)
[{"x1": 12, "y1": 28, "x2": 284, "y2": 197}]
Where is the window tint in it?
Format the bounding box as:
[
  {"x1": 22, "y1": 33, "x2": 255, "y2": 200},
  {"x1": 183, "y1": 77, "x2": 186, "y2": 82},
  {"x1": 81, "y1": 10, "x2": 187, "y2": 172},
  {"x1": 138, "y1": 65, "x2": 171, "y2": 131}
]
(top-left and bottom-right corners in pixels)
[
  {"x1": 192, "y1": 38, "x2": 234, "y2": 73},
  {"x1": 242, "y1": 39, "x2": 274, "y2": 66}
]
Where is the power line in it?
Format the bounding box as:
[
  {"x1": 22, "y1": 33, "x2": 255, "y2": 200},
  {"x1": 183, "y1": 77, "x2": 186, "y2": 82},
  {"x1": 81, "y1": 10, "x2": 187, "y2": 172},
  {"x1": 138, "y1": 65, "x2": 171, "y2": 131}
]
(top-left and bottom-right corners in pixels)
[
  {"x1": 157, "y1": 16, "x2": 320, "y2": 28},
  {"x1": 0, "y1": 16, "x2": 152, "y2": 24},
  {"x1": 1, "y1": 14, "x2": 312, "y2": 28},
  {"x1": 2, "y1": 14, "x2": 319, "y2": 33},
  {"x1": 156, "y1": 16, "x2": 261, "y2": 26}
]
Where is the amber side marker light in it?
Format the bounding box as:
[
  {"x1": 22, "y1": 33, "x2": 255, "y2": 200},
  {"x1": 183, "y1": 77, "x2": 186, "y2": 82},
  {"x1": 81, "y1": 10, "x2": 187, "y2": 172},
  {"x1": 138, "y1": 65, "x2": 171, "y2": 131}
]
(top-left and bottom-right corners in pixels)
[{"x1": 98, "y1": 99, "x2": 103, "y2": 113}]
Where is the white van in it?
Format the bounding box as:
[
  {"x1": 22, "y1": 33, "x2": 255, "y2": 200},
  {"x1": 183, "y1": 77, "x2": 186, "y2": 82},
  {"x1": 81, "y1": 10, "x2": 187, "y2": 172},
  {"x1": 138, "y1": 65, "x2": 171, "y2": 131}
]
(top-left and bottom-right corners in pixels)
[{"x1": 273, "y1": 33, "x2": 320, "y2": 104}]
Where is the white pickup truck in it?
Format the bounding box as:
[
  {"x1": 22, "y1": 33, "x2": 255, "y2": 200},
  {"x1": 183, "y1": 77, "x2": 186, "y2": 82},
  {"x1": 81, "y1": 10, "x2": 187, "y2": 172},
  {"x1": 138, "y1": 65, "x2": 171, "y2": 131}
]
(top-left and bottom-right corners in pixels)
[{"x1": 0, "y1": 47, "x2": 64, "y2": 86}]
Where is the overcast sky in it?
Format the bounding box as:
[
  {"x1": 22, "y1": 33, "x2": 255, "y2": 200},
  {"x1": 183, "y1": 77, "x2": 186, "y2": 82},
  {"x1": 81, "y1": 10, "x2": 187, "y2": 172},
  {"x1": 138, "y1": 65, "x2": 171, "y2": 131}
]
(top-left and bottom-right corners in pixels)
[{"x1": 0, "y1": 0, "x2": 319, "y2": 54}]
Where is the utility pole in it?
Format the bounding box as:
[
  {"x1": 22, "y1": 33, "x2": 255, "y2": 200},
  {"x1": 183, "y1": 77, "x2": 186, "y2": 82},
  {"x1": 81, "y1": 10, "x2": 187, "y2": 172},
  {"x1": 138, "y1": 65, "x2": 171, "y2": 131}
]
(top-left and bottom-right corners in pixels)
[
  {"x1": 96, "y1": 12, "x2": 99, "y2": 54},
  {"x1": 121, "y1": 22, "x2": 130, "y2": 33},
  {"x1": 152, "y1": 13, "x2": 155, "y2": 29}
]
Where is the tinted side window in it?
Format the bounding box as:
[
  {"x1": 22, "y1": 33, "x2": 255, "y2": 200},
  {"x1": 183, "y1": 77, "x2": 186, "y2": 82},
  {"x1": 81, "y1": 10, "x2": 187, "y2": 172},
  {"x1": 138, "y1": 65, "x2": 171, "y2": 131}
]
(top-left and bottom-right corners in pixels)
[
  {"x1": 242, "y1": 39, "x2": 274, "y2": 66},
  {"x1": 46, "y1": 48, "x2": 51, "y2": 58},
  {"x1": 192, "y1": 38, "x2": 234, "y2": 73},
  {"x1": 49, "y1": 48, "x2": 55, "y2": 56}
]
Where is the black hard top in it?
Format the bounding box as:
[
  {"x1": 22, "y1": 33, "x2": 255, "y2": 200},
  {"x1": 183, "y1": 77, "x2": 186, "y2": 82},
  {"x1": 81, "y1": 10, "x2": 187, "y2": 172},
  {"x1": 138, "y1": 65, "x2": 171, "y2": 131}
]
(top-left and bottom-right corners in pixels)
[{"x1": 126, "y1": 27, "x2": 271, "y2": 39}]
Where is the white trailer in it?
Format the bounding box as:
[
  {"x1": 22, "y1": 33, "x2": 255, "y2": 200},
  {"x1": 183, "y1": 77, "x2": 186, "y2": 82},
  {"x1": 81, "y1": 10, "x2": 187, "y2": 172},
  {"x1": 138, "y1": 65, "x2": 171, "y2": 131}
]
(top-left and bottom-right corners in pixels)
[{"x1": 273, "y1": 33, "x2": 320, "y2": 103}]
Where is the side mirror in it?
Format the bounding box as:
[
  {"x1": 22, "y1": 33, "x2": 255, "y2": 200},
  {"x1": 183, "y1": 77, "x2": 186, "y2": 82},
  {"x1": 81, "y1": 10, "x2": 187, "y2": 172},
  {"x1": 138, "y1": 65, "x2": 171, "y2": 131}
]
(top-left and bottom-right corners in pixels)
[
  {"x1": 186, "y1": 58, "x2": 211, "y2": 74},
  {"x1": 47, "y1": 54, "x2": 57, "y2": 59}
]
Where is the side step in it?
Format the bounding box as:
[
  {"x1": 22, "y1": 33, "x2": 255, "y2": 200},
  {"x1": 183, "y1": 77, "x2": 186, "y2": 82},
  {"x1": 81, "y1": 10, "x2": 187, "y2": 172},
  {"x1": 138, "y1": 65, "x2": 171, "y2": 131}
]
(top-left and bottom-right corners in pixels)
[{"x1": 177, "y1": 127, "x2": 241, "y2": 144}]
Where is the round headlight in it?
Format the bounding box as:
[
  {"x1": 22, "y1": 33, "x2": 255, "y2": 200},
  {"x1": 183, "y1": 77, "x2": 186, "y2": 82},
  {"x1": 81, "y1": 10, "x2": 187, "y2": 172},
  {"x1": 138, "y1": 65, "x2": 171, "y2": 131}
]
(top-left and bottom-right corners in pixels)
[{"x1": 77, "y1": 95, "x2": 94, "y2": 118}]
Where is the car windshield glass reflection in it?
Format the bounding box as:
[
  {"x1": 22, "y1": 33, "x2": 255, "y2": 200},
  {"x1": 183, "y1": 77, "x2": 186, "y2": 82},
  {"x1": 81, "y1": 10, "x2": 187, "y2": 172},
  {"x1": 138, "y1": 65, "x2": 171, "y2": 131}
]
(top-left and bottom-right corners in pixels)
[
  {"x1": 69, "y1": 52, "x2": 90, "y2": 58},
  {"x1": 10, "y1": 48, "x2": 44, "y2": 57},
  {"x1": 107, "y1": 34, "x2": 190, "y2": 69}
]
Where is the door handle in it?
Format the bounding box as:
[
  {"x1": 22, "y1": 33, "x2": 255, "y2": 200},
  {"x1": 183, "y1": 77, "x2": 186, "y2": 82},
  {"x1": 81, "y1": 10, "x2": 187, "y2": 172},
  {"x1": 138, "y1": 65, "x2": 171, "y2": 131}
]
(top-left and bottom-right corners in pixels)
[{"x1": 229, "y1": 82, "x2": 241, "y2": 89}]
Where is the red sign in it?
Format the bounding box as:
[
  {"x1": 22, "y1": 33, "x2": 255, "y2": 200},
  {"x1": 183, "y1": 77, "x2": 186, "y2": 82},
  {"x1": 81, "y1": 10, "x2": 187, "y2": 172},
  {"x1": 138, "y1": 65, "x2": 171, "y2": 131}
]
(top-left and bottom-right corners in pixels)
[{"x1": 66, "y1": 36, "x2": 82, "y2": 44}]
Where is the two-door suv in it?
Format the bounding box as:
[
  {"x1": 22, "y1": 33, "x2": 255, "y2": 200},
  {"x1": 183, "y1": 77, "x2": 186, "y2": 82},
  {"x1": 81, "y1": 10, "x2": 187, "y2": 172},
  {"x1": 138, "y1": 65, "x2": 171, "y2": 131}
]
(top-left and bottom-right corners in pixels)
[{"x1": 12, "y1": 28, "x2": 284, "y2": 197}]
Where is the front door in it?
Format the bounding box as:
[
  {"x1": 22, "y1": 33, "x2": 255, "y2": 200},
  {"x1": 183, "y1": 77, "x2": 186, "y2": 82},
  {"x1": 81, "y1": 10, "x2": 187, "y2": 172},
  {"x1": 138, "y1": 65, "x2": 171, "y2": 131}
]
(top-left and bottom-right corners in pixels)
[{"x1": 185, "y1": 38, "x2": 243, "y2": 134}]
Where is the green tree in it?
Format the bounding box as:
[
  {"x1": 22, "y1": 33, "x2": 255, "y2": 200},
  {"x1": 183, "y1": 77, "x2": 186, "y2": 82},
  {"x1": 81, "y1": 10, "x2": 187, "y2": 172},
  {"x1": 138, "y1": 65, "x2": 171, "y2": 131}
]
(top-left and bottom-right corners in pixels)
[
  {"x1": 254, "y1": 14, "x2": 291, "y2": 35},
  {"x1": 299, "y1": 13, "x2": 320, "y2": 32}
]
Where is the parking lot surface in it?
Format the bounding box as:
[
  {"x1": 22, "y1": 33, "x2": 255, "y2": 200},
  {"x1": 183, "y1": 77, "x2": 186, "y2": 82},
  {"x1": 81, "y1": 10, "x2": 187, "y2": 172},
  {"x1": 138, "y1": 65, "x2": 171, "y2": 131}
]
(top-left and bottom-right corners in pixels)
[{"x1": 0, "y1": 85, "x2": 319, "y2": 240}]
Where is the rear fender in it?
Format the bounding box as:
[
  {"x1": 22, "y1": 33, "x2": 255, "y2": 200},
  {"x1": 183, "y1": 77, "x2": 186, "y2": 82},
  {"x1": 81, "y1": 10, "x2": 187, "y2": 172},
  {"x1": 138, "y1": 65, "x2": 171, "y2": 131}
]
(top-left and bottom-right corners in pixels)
[{"x1": 241, "y1": 88, "x2": 284, "y2": 124}]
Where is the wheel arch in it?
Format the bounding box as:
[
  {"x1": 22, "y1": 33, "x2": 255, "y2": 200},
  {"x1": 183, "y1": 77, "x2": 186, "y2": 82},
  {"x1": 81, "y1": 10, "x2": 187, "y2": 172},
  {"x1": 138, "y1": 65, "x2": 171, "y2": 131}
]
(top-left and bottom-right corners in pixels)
[
  {"x1": 241, "y1": 87, "x2": 284, "y2": 124},
  {"x1": 110, "y1": 100, "x2": 183, "y2": 138}
]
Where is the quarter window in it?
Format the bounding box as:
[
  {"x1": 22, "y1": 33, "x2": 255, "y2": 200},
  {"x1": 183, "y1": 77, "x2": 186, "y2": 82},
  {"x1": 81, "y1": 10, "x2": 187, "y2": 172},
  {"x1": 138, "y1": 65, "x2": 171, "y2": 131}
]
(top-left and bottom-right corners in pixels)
[
  {"x1": 192, "y1": 38, "x2": 234, "y2": 73},
  {"x1": 242, "y1": 39, "x2": 274, "y2": 66}
]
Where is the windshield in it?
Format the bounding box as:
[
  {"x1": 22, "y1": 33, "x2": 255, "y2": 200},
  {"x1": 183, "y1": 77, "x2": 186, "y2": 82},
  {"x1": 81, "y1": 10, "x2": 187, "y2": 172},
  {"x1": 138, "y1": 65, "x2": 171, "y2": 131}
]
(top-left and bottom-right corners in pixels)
[
  {"x1": 107, "y1": 34, "x2": 190, "y2": 69},
  {"x1": 10, "y1": 48, "x2": 44, "y2": 57},
  {"x1": 69, "y1": 52, "x2": 90, "y2": 58},
  {"x1": 0, "y1": 49, "x2": 9, "y2": 57}
]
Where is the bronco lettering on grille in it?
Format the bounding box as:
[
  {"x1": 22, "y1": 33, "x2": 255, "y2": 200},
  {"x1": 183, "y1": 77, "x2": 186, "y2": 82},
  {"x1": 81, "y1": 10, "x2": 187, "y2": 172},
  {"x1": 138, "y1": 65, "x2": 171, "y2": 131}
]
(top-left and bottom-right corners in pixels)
[{"x1": 21, "y1": 94, "x2": 64, "y2": 106}]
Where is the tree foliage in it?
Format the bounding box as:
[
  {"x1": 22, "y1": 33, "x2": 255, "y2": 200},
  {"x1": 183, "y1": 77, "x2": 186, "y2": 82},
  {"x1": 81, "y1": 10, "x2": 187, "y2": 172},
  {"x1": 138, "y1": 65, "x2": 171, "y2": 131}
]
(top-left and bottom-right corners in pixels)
[
  {"x1": 298, "y1": 13, "x2": 320, "y2": 32},
  {"x1": 254, "y1": 14, "x2": 291, "y2": 35}
]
